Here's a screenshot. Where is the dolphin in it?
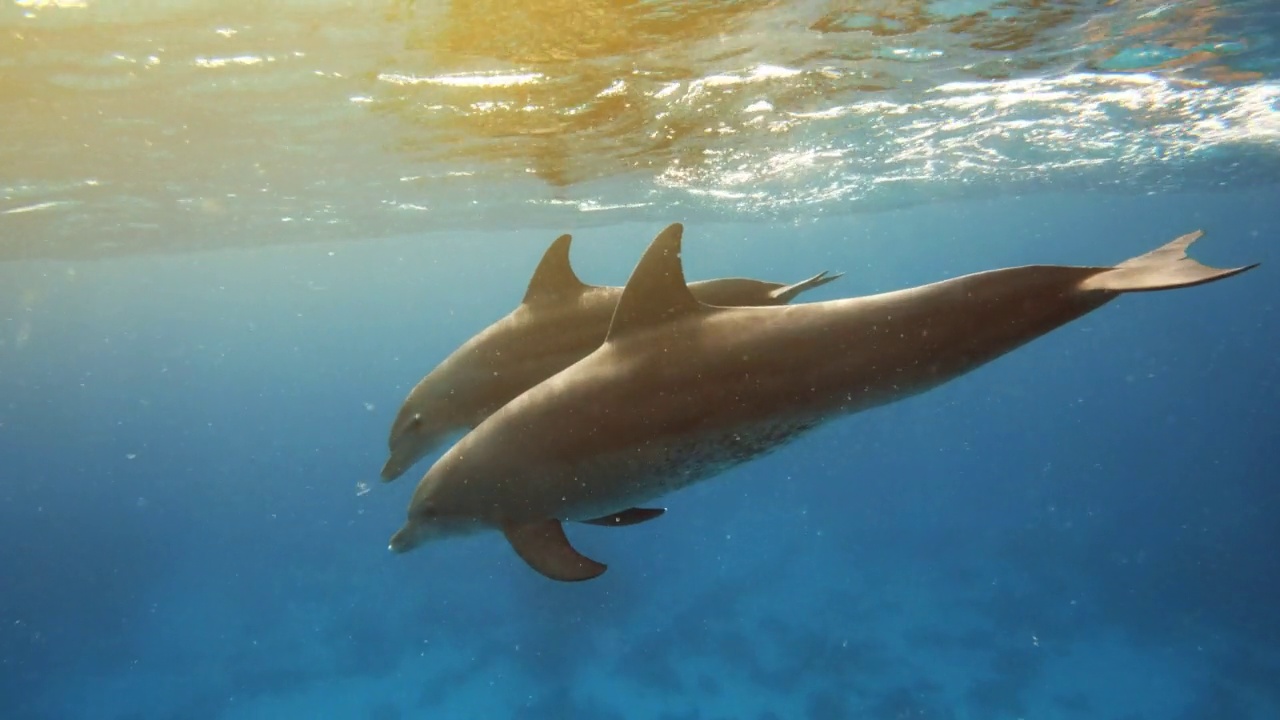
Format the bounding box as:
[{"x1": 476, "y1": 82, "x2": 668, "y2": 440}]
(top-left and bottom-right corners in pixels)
[
  {"x1": 390, "y1": 223, "x2": 1256, "y2": 581},
  {"x1": 380, "y1": 232, "x2": 842, "y2": 482}
]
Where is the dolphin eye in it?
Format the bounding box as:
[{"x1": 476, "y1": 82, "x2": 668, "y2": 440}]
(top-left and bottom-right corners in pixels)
[{"x1": 408, "y1": 413, "x2": 423, "y2": 428}]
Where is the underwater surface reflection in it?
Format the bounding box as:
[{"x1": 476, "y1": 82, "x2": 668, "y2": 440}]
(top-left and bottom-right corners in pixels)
[{"x1": 2, "y1": 0, "x2": 1277, "y2": 259}]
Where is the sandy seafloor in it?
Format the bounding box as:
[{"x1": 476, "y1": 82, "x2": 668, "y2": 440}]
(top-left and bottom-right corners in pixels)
[{"x1": 1, "y1": 189, "x2": 1278, "y2": 720}]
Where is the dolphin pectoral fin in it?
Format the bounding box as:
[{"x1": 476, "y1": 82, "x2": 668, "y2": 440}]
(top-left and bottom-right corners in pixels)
[
  {"x1": 769, "y1": 270, "x2": 844, "y2": 303},
  {"x1": 580, "y1": 507, "x2": 666, "y2": 527},
  {"x1": 502, "y1": 519, "x2": 607, "y2": 582},
  {"x1": 1079, "y1": 230, "x2": 1259, "y2": 293}
]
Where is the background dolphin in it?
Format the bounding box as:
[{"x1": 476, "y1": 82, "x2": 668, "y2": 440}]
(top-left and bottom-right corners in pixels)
[
  {"x1": 389, "y1": 223, "x2": 1257, "y2": 582},
  {"x1": 380, "y1": 232, "x2": 841, "y2": 482}
]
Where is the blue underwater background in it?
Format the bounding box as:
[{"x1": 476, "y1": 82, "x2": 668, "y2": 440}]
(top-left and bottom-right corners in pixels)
[{"x1": 1, "y1": 187, "x2": 1277, "y2": 720}]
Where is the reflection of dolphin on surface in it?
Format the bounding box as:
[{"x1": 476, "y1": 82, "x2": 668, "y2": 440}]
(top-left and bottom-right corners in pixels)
[
  {"x1": 380, "y1": 232, "x2": 842, "y2": 482},
  {"x1": 390, "y1": 222, "x2": 1257, "y2": 582}
]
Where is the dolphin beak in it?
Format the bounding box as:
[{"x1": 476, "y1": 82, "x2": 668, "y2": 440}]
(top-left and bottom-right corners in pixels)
[
  {"x1": 388, "y1": 526, "x2": 414, "y2": 554},
  {"x1": 380, "y1": 457, "x2": 405, "y2": 482}
]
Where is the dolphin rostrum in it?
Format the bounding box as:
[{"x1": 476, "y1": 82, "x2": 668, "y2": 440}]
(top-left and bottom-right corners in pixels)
[
  {"x1": 390, "y1": 223, "x2": 1256, "y2": 581},
  {"x1": 380, "y1": 232, "x2": 842, "y2": 482}
]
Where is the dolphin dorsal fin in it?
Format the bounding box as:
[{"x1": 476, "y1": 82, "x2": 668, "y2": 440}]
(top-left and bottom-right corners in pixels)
[
  {"x1": 522, "y1": 234, "x2": 587, "y2": 304},
  {"x1": 605, "y1": 223, "x2": 704, "y2": 342}
]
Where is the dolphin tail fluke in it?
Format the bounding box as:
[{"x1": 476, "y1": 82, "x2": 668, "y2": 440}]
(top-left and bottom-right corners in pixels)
[
  {"x1": 1080, "y1": 230, "x2": 1259, "y2": 293},
  {"x1": 770, "y1": 270, "x2": 845, "y2": 303}
]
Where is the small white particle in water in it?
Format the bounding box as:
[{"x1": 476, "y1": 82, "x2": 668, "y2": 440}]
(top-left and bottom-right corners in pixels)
[
  {"x1": 364, "y1": 402, "x2": 375, "y2": 412},
  {"x1": 125, "y1": 453, "x2": 137, "y2": 460}
]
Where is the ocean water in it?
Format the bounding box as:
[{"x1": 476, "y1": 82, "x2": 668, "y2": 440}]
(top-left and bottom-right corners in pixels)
[{"x1": 2, "y1": 2, "x2": 1279, "y2": 720}]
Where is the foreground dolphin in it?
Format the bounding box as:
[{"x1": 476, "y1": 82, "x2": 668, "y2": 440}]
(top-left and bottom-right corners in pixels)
[
  {"x1": 390, "y1": 223, "x2": 1256, "y2": 581},
  {"x1": 380, "y1": 232, "x2": 841, "y2": 482}
]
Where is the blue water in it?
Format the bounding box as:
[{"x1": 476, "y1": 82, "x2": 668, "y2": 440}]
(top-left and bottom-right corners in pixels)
[{"x1": 1, "y1": 188, "x2": 1276, "y2": 719}]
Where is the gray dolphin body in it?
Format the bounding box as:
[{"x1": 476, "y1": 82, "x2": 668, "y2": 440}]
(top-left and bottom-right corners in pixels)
[
  {"x1": 391, "y1": 223, "x2": 1256, "y2": 581},
  {"x1": 380, "y1": 233, "x2": 841, "y2": 481}
]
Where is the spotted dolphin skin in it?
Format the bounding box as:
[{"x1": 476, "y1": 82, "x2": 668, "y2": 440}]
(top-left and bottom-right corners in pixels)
[
  {"x1": 380, "y1": 232, "x2": 842, "y2": 482},
  {"x1": 390, "y1": 223, "x2": 1256, "y2": 581}
]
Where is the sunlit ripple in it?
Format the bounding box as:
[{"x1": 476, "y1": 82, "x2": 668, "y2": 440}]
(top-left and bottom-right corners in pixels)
[
  {"x1": 2, "y1": 0, "x2": 1278, "y2": 259},
  {"x1": 377, "y1": 72, "x2": 544, "y2": 88},
  {"x1": 194, "y1": 55, "x2": 272, "y2": 69},
  {"x1": 14, "y1": 0, "x2": 87, "y2": 8},
  {"x1": 651, "y1": 73, "x2": 1280, "y2": 214},
  {"x1": 2, "y1": 200, "x2": 72, "y2": 215}
]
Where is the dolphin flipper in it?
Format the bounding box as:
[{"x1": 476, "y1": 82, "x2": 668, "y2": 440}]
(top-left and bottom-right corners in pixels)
[
  {"x1": 580, "y1": 507, "x2": 666, "y2": 527},
  {"x1": 769, "y1": 271, "x2": 844, "y2": 303},
  {"x1": 1079, "y1": 230, "x2": 1259, "y2": 293},
  {"x1": 503, "y1": 519, "x2": 607, "y2": 581}
]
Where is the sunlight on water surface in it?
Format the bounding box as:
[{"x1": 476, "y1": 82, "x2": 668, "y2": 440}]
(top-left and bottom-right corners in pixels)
[{"x1": 0, "y1": 0, "x2": 1277, "y2": 259}]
